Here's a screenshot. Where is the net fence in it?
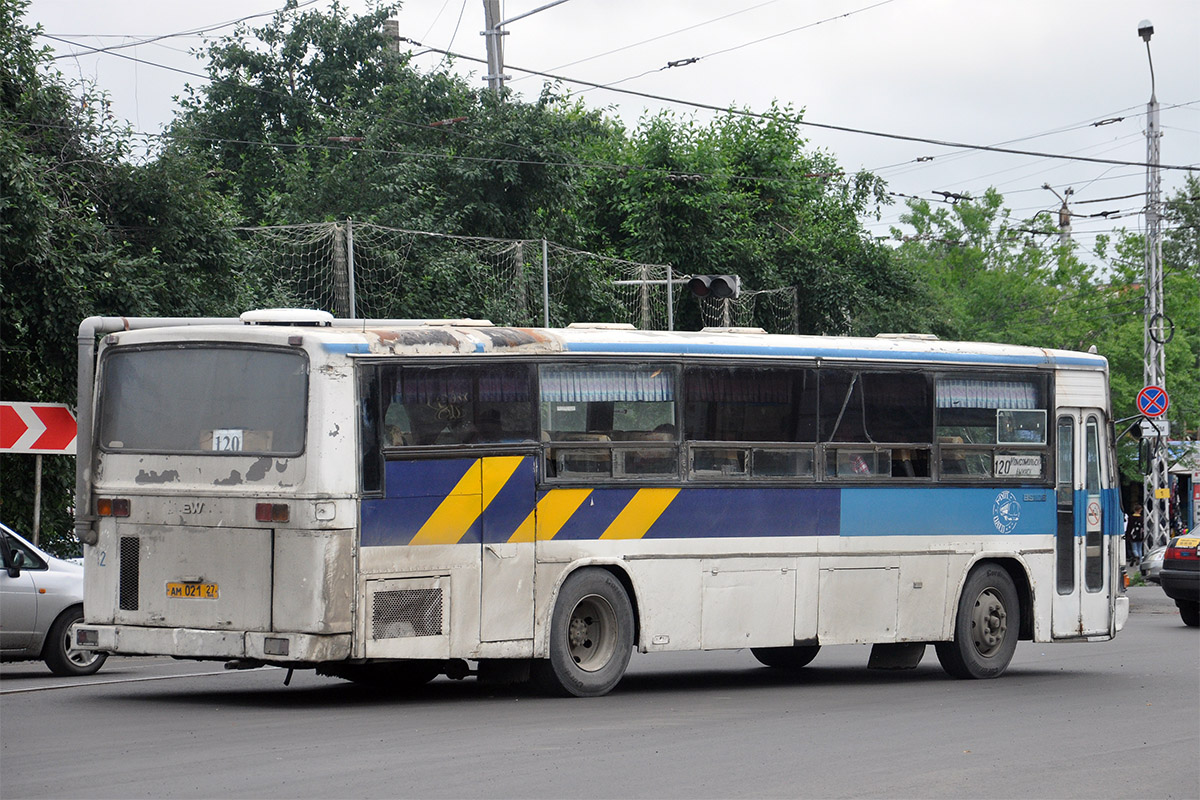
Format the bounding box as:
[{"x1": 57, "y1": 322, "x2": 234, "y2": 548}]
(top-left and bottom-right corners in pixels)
[{"x1": 234, "y1": 221, "x2": 798, "y2": 333}]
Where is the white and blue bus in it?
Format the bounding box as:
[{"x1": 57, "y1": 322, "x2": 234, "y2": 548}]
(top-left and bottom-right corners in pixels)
[{"x1": 73, "y1": 310, "x2": 1128, "y2": 696}]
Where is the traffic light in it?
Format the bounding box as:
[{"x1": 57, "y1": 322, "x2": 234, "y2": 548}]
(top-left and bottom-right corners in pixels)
[{"x1": 687, "y1": 275, "x2": 741, "y2": 299}]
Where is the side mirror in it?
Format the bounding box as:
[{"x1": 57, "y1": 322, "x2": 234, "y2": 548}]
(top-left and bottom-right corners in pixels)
[{"x1": 6, "y1": 550, "x2": 26, "y2": 578}]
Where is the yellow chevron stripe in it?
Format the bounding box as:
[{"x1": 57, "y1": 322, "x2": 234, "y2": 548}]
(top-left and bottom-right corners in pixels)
[
  {"x1": 409, "y1": 460, "x2": 483, "y2": 545},
  {"x1": 509, "y1": 488, "x2": 593, "y2": 543},
  {"x1": 481, "y1": 456, "x2": 525, "y2": 506},
  {"x1": 599, "y1": 488, "x2": 680, "y2": 540},
  {"x1": 410, "y1": 457, "x2": 525, "y2": 546}
]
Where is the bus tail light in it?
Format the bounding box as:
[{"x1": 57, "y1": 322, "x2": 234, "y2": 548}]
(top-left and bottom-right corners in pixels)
[
  {"x1": 255, "y1": 503, "x2": 289, "y2": 523},
  {"x1": 97, "y1": 498, "x2": 131, "y2": 517}
]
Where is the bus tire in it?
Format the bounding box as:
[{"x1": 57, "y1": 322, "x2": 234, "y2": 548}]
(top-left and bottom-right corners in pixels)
[
  {"x1": 533, "y1": 569, "x2": 634, "y2": 697},
  {"x1": 751, "y1": 645, "x2": 820, "y2": 670},
  {"x1": 44, "y1": 607, "x2": 107, "y2": 677},
  {"x1": 936, "y1": 564, "x2": 1019, "y2": 680},
  {"x1": 1179, "y1": 601, "x2": 1199, "y2": 628}
]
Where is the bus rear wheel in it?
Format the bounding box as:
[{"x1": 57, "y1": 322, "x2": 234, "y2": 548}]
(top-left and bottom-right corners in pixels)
[
  {"x1": 533, "y1": 569, "x2": 634, "y2": 697},
  {"x1": 751, "y1": 645, "x2": 820, "y2": 670},
  {"x1": 936, "y1": 563, "x2": 1019, "y2": 679}
]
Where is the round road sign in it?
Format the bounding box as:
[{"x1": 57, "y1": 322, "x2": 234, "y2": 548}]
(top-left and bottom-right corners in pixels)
[{"x1": 1137, "y1": 386, "x2": 1169, "y2": 418}]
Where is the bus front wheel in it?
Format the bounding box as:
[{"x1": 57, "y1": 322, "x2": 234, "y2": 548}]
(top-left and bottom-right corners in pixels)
[
  {"x1": 936, "y1": 564, "x2": 1019, "y2": 679},
  {"x1": 533, "y1": 569, "x2": 634, "y2": 697}
]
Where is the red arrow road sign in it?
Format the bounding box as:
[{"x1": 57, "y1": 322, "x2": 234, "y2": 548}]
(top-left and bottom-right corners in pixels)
[{"x1": 0, "y1": 402, "x2": 77, "y2": 454}]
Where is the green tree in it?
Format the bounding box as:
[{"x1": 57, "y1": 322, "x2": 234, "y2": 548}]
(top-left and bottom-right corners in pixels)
[
  {"x1": 579, "y1": 108, "x2": 920, "y2": 333},
  {"x1": 1, "y1": 0, "x2": 244, "y2": 553},
  {"x1": 892, "y1": 182, "x2": 1199, "y2": 482}
]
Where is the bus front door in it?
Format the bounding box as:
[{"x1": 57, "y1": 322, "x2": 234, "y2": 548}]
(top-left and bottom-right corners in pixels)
[{"x1": 1052, "y1": 409, "x2": 1113, "y2": 638}]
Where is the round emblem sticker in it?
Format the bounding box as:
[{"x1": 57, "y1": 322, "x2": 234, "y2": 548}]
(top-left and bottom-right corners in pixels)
[{"x1": 993, "y1": 490, "x2": 1022, "y2": 534}]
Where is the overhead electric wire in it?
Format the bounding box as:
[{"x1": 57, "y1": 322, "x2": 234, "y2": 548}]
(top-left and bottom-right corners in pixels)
[
  {"x1": 571, "y1": 0, "x2": 899, "y2": 94},
  {"x1": 46, "y1": 0, "x2": 320, "y2": 60},
  {"x1": 507, "y1": 0, "x2": 784, "y2": 85},
  {"x1": 39, "y1": 24, "x2": 1198, "y2": 189},
  {"x1": 408, "y1": 40, "x2": 1197, "y2": 173}
]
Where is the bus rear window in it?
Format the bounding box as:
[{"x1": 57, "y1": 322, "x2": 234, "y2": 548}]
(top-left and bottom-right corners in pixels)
[{"x1": 98, "y1": 346, "x2": 308, "y2": 456}]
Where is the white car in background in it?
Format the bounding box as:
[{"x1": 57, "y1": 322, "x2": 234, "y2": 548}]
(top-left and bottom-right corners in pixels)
[{"x1": 1, "y1": 521, "x2": 107, "y2": 676}]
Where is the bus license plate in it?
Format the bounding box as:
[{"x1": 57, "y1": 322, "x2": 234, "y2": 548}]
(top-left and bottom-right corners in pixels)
[{"x1": 166, "y1": 582, "x2": 219, "y2": 600}]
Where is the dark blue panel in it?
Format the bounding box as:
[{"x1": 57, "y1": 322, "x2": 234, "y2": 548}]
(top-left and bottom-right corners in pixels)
[
  {"x1": 384, "y1": 458, "x2": 476, "y2": 499},
  {"x1": 362, "y1": 497, "x2": 426, "y2": 547},
  {"x1": 648, "y1": 488, "x2": 840, "y2": 539}
]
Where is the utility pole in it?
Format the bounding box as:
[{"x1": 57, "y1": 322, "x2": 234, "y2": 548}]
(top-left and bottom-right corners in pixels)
[
  {"x1": 1139, "y1": 19, "x2": 1170, "y2": 549},
  {"x1": 481, "y1": 0, "x2": 573, "y2": 97},
  {"x1": 1042, "y1": 183, "x2": 1074, "y2": 245},
  {"x1": 481, "y1": 0, "x2": 507, "y2": 95}
]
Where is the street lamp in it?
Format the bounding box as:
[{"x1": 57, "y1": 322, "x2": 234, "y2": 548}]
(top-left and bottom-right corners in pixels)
[{"x1": 1138, "y1": 19, "x2": 1170, "y2": 549}]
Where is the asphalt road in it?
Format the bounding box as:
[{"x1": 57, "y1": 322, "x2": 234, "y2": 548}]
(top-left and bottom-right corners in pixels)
[{"x1": 2, "y1": 587, "x2": 1196, "y2": 800}]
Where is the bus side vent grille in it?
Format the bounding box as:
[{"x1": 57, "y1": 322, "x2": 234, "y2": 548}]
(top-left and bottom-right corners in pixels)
[
  {"x1": 371, "y1": 588, "x2": 443, "y2": 639},
  {"x1": 119, "y1": 537, "x2": 139, "y2": 611}
]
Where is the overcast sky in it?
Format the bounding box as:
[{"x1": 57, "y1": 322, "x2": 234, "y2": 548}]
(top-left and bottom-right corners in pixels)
[{"x1": 26, "y1": 0, "x2": 1200, "y2": 254}]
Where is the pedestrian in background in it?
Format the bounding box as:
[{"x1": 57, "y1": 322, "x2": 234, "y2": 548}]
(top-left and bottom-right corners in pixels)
[{"x1": 1125, "y1": 503, "x2": 1144, "y2": 565}]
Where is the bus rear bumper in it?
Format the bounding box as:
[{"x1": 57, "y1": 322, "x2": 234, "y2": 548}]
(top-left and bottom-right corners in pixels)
[{"x1": 75, "y1": 625, "x2": 352, "y2": 663}]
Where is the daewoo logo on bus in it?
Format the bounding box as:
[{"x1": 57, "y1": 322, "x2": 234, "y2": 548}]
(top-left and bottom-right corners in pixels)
[{"x1": 68, "y1": 313, "x2": 1130, "y2": 697}]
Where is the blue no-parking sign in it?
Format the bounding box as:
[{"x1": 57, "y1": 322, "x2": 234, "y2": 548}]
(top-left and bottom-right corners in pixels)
[{"x1": 1137, "y1": 385, "x2": 1169, "y2": 418}]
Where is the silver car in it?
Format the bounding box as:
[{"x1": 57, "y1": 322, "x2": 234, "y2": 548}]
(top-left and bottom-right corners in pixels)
[
  {"x1": 1141, "y1": 544, "x2": 1166, "y2": 585},
  {"x1": 1, "y1": 522, "x2": 107, "y2": 676}
]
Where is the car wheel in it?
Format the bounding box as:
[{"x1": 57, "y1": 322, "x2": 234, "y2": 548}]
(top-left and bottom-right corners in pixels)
[
  {"x1": 1179, "y1": 601, "x2": 1200, "y2": 628},
  {"x1": 532, "y1": 569, "x2": 634, "y2": 697},
  {"x1": 935, "y1": 563, "x2": 1019, "y2": 679},
  {"x1": 751, "y1": 645, "x2": 821, "y2": 670},
  {"x1": 44, "y1": 607, "x2": 107, "y2": 677}
]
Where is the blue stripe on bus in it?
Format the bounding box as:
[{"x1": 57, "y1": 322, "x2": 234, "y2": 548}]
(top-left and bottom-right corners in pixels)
[
  {"x1": 381, "y1": 459, "x2": 476, "y2": 498},
  {"x1": 562, "y1": 341, "x2": 1106, "y2": 367},
  {"x1": 322, "y1": 342, "x2": 371, "y2": 354},
  {"x1": 362, "y1": 495, "x2": 473, "y2": 546},
  {"x1": 362, "y1": 469, "x2": 1077, "y2": 545},
  {"x1": 551, "y1": 488, "x2": 641, "y2": 540},
  {"x1": 362, "y1": 459, "x2": 481, "y2": 546},
  {"x1": 644, "y1": 487, "x2": 838, "y2": 538},
  {"x1": 1072, "y1": 487, "x2": 1126, "y2": 539},
  {"x1": 839, "y1": 487, "x2": 1054, "y2": 536}
]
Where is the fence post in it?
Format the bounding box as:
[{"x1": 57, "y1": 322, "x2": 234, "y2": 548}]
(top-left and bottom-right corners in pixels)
[
  {"x1": 666, "y1": 264, "x2": 674, "y2": 331},
  {"x1": 346, "y1": 218, "x2": 356, "y2": 319},
  {"x1": 331, "y1": 222, "x2": 349, "y2": 317},
  {"x1": 542, "y1": 239, "x2": 550, "y2": 328}
]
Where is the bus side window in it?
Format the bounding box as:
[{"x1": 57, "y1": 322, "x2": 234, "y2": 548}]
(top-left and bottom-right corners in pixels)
[
  {"x1": 359, "y1": 366, "x2": 382, "y2": 493},
  {"x1": 820, "y1": 370, "x2": 932, "y2": 479},
  {"x1": 381, "y1": 364, "x2": 537, "y2": 447}
]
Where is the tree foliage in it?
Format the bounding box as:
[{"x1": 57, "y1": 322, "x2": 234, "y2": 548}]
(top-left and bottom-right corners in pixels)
[
  {"x1": 577, "y1": 108, "x2": 920, "y2": 333},
  {"x1": 1, "y1": 0, "x2": 243, "y2": 551},
  {"x1": 892, "y1": 182, "x2": 1200, "y2": 481}
]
